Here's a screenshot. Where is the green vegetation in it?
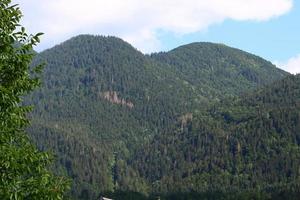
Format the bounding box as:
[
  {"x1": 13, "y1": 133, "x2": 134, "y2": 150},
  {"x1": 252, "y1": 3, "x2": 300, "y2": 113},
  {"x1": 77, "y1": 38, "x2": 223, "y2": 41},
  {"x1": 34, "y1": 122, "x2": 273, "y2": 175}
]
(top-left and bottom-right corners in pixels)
[
  {"x1": 24, "y1": 34, "x2": 295, "y2": 199},
  {"x1": 1, "y1": 1, "x2": 298, "y2": 199},
  {"x1": 0, "y1": 1, "x2": 69, "y2": 199},
  {"x1": 151, "y1": 42, "x2": 287, "y2": 100},
  {"x1": 132, "y1": 74, "x2": 300, "y2": 199}
]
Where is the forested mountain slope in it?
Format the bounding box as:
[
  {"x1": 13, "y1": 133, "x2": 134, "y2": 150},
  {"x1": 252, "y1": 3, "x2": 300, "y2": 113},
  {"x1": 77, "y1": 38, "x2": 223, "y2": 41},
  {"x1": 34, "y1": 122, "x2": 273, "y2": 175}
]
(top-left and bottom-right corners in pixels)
[
  {"x1": 151, "y1": 42, "x2": 287, "y2": 100},
  {"x1": 131, "y1": 74, "x2": 300, "y2": 199},
  {"x1": 26, "y1": 35, "x2": 289, "y2": 199}
]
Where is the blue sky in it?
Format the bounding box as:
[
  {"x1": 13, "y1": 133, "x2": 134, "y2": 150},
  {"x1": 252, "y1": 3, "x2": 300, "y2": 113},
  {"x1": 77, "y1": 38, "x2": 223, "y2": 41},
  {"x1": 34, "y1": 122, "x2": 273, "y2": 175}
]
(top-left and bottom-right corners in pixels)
[
  {"x1": 15, "y1": 0, "x2": 299, "y2": 73},
  {"x1": 157, "y1": 0, "x2": 300, "y2": 65}
]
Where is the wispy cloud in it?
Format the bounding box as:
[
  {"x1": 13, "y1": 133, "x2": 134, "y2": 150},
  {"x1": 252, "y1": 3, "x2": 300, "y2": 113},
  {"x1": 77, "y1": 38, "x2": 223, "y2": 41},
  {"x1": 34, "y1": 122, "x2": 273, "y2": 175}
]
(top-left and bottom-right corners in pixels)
[
  {"x1": 14, "y1": 0, "x2": 293, "y2": 52},
  {"x1": 274, "y1": 54, "x2": 300, "y2": 74}
]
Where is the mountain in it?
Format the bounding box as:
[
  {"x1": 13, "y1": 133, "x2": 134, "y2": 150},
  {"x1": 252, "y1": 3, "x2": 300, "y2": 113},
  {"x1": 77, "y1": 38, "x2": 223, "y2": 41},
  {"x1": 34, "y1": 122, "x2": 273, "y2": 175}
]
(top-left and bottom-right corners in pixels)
[
  {"x1": 27, "y1": 35, "x2": 289, "y2": 199},
  {"x1": 151, "y1": 42, "x2": 287, "y2": 100}
]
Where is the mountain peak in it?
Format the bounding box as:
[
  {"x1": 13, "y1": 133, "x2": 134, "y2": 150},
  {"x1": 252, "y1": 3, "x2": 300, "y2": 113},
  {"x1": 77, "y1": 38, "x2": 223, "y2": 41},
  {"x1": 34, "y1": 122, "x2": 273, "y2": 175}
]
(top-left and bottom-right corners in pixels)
[{"x1": 40, "y1": 34, "x2": 141, "y2": 56}]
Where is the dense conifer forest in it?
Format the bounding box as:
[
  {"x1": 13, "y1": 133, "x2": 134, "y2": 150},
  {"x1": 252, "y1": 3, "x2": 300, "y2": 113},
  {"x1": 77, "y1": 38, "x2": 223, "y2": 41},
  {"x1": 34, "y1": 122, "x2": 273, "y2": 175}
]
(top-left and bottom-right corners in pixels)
[{"x1": 23, "y1": 35, "x2": 300, "y2": 199}]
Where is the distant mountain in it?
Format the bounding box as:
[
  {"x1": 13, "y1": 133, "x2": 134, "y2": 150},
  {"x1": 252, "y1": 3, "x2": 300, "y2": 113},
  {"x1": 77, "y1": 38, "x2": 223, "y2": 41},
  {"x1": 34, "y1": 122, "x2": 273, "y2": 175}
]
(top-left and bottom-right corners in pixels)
[
  {"x1": 151, "y1": 42, "x2": 287, "y2": 100},
  {"x1": 27, "y1": 35, "x2": 289, "y2": 199}
]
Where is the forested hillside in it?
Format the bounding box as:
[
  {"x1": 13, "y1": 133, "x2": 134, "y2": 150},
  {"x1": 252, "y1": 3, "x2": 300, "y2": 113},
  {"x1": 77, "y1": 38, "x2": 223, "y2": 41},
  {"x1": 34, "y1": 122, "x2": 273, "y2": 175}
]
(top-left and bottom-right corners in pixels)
[
  {"x1": 26, "y1": 35, "x2": 291, "y2": 199},
  {"x1": 151, "y1": 42, "x2": 287, "y2": 100},
  {"x1": 131, "y1": 74, "x2": 300, "y2": 199}
]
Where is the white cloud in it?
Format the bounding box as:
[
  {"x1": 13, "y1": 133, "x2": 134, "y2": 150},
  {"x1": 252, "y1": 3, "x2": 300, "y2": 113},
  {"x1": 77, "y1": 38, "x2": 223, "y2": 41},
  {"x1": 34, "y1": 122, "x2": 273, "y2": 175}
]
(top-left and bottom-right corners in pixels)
[
  {"x1": 274, "y1": 54, "x2": 300, "y2": 74},
  {"x1": 14, "y1": 0, "x2": 293, "y2": 52}
]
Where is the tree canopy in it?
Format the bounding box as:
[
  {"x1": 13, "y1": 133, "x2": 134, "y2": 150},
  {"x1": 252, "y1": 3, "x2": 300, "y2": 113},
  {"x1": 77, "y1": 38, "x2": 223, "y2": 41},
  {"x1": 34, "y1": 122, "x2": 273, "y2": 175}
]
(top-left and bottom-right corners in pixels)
[
  {"x1": 27, "y1": 34, "x2": 290, "y2": 199},
  {"x1": 0, "y1": 0, "x2": 69, "y2": 199}
]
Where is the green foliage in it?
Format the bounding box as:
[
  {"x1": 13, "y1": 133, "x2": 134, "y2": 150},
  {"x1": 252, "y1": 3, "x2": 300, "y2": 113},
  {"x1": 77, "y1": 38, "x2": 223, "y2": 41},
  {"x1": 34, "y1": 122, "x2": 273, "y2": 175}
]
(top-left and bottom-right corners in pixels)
[
  {"x1": 132, "y1": 75, "x2": 300, "y2": 199},
  {"x1": 151, "y1": 42, "x2": 288, "y2": 101},
  {"x1": 26, "y1": 35, "x2": 290, "y2": 199},
  {"x1": 0, "y1": 1, "x2": 69, "y2": 199}
]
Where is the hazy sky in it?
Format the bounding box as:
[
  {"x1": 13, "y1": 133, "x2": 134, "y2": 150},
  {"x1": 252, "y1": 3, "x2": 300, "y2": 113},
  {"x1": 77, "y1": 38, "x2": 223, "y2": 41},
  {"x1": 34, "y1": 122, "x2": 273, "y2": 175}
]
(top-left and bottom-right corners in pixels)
[{"x1": 14, "y1": 0, "x2": 299, "y2": 74}]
